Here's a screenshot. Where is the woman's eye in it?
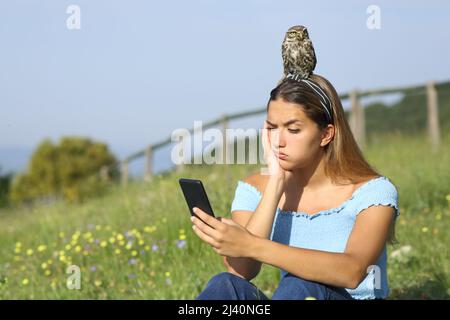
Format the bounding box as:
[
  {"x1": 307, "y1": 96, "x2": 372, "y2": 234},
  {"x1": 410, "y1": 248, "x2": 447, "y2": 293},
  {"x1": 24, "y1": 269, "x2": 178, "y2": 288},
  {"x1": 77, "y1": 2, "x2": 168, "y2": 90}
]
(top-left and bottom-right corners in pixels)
[
  {"x1": 288, "y1": 129, "x2": 300, "y2": 133},
  {"x1": 267, "y1": 127, "x2": 275, "y2": 131}
]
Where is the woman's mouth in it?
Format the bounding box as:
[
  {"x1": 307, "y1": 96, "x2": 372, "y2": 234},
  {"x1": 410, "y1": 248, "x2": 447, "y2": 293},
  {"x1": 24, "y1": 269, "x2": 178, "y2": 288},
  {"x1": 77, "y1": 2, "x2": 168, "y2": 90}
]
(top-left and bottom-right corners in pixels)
[{"x1": 276, "y1": 152, "x2": 288, "y2": 160}]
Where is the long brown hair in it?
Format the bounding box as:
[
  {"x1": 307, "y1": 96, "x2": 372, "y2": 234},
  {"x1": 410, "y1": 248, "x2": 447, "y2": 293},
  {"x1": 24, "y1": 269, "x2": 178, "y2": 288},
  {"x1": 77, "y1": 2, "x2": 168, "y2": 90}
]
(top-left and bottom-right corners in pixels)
[
  {"x1": 268, "y1": 74, "x2": 381, "y2": 186},
  {"x1": 268, "y1": 74, "x2": 397, "y2": 244}
]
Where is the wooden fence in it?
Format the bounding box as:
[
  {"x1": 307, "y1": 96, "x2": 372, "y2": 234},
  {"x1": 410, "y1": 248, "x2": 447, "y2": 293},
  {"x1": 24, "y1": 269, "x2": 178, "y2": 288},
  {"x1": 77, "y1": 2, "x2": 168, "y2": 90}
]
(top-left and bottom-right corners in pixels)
[{"x1": 102, "y1": 80, "x2": 448, "y2": 186}]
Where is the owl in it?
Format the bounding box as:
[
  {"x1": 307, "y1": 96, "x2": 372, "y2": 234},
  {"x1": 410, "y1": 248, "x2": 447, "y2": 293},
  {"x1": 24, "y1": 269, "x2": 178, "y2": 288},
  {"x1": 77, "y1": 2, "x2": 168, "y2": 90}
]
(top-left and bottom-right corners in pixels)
[{"x1": 281, "y1": 25, "x2": 317, "y2": 80}]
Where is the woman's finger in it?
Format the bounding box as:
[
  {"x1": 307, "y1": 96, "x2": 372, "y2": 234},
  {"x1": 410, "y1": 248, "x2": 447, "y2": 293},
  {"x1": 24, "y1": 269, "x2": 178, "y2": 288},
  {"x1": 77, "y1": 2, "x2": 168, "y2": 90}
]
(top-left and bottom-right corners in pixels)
[
  {"x1": 192, "y1": 224, "x2": 219, "y2": 248},
  {"x1": 191, "y1": 214, "x2": 222, "y2": 239},
  {"x1": 192, "y1": 207, "x2": 225, "y2": 231}
]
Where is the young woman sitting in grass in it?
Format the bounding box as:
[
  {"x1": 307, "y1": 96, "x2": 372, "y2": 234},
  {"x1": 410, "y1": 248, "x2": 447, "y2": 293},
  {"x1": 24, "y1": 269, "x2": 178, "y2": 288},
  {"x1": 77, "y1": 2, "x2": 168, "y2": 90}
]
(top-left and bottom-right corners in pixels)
[{"x1": 190, "y1": 74, "x2": 399, "y2": 300}]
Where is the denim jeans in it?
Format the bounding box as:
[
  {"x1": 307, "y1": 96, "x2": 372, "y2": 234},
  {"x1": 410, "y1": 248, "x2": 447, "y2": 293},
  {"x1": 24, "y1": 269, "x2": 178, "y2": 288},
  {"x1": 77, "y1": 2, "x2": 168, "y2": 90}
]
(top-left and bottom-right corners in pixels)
[{"x1": 196, "y1": 272, "x2": 354, "y2": 300}]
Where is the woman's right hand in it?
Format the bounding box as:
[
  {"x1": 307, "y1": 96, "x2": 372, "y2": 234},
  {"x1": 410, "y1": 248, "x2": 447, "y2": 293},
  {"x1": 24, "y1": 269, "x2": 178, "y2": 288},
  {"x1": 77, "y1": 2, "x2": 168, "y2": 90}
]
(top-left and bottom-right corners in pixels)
[{"x1": 262, "y1": 122, "x2": 286, "y2": 182}]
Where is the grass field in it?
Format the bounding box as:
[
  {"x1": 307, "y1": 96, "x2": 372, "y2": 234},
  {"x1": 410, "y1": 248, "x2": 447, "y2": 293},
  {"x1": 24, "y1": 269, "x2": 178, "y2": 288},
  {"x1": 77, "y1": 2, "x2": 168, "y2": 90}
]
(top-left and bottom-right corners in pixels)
[{"x1": 0, "y1": 132, "x2": 449, "y2": 299}]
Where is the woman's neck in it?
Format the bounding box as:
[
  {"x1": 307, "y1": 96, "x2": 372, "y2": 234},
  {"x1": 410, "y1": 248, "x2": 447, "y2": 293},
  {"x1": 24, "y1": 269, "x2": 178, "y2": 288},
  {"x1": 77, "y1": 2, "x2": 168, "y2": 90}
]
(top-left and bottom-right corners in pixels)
[{"x1": 284, "y1": 153, "x2": 331, "y2": 192}]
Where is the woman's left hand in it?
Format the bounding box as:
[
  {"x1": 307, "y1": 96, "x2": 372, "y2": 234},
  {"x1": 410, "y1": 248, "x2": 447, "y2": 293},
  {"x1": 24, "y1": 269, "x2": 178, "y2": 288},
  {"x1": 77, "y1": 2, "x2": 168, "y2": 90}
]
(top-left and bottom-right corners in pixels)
[{"x1": 190, "y1": 207, "x2": 256, "y2": 258}]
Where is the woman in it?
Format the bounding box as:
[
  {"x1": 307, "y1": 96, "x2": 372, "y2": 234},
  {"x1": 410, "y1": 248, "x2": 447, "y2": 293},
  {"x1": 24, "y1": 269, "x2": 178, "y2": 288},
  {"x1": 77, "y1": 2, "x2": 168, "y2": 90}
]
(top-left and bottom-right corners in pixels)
[{"x1": 190, "y1": 74, "x2": 399, "y2": 300}]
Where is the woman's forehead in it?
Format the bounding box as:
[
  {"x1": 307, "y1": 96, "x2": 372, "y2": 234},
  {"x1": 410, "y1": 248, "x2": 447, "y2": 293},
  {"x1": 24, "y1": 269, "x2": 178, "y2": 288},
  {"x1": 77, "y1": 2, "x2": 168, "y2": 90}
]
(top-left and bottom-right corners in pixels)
[{"x1": 267, "y1": 100, "x2": 309, "y2": 123}]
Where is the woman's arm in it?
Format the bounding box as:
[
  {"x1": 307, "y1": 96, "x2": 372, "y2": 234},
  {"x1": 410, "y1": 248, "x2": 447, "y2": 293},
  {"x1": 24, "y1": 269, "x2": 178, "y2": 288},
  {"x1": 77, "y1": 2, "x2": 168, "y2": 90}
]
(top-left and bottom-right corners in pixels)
[
  {"x1": 249, "y1": 205, "x2": 396, "y2": 289},
  {"x1": 221, "y1": 174, "x2": 284, "y2": 280},
  {"x1": 244, "y1": 175, "x2": 284, "y2": 238},
  {"x1": 221, "y1": 212, "x2": 262, "y2": 280}
]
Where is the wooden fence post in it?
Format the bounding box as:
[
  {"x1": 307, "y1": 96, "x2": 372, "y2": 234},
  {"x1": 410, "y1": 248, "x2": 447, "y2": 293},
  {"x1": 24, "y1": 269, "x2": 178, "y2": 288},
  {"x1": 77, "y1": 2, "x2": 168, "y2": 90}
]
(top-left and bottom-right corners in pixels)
[
  {"x1": 349, "y1": 89, "x2": 365, "y2": 150},
  {"x1": 220, "y1": 114, "x2": 228, "y2": 164},
  {"x1": 176, "y1": 144, "x2": 185, "y2": 173},
  {"x1": 145, "y1": 146, "x2": 153, "y2": 181},
  {"x1": 121, "y1": 159, "x2": 129, "y2": 187},
  {"x1": 426, "y1": 81, "x2": 440, "y2": 151},
  {"x1": 100, "y1": 165, "x2": 109, "y2": 183}
]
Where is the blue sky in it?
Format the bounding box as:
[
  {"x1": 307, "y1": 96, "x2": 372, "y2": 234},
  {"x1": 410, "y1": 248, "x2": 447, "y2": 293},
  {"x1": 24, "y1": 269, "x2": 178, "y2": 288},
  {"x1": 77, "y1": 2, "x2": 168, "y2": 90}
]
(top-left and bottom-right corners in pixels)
[{"x1": 1, "y1": 0, "x2": 449, "y2": 174}]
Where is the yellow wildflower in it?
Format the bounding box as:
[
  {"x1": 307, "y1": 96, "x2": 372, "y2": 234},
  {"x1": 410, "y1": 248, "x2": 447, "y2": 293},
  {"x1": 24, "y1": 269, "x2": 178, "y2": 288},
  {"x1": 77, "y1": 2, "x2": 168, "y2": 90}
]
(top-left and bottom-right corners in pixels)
[
  {"x1": 117, "y1": 234, "x2": 124, "y2": 241},
  {"x1": 14, "y1": 247, "x2": 21, "y2": 254},
  {"x1": 37, "y1": 245, "x2": 47, "y2": 252},
  {"x1": 72, "y1": 231, "x2": 80, "y2": 240},
  {"x1": 83, "y1": 232, "x2": 93, "y2": 240},
  {"x1": 65, "y1": 244, "x2": 72, "y2": 251},
  {"x1": 179, "y1": 234, "x2": 186, "y2": 241},
  {"x1": 94, "y1": 280, "x2": 102, "y2": 287},
  {"x1": 26, "y1": 249, "x2": 34, "y2": 256},
  {"x1": 138, "y1": 239, "x2": 145, "y2": 246},
  {"x1": 115, "y1": 249, "x2": 121, "y2": 255},
  {"x1": 75, "y1": 245, "x2": 82, "y2": 253},
  {"x1": 22, "y1": 278, "x2": 29, "y2": 286},
  {"x1": 165, "y1": 271, "x2": 170, "y2": 277},
  {"x1": 421, "y1": 227, "x2": 429, "y2": 233},
  {"x1": 41, "y1": 262, "x2": 48, "y2": 269},
  {"x1": 131, "y1": 250, "x2": 138, "y2": 257},
  {"x1": 109, "y1": 237, "x2": 116, "y2": 244},
  {"x1": 44, "y1": 270, "x2": 51, "y2": 276},
  {"x1": 59, "y1": 232, "x2": 65, "y2": 238},
  {"x1": 125, "y1": 243, "x2": 132, "y2": 250},
  {"x1": 100, "y1": 241, "x2": 107, "y2": 248}
]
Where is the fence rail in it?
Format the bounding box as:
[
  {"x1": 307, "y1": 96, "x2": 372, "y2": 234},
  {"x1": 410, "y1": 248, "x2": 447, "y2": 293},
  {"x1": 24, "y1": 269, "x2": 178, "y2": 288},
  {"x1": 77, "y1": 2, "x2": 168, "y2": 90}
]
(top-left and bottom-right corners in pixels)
[{"x1": 102, "y1": 79, "x2": 449, "y2": 186}]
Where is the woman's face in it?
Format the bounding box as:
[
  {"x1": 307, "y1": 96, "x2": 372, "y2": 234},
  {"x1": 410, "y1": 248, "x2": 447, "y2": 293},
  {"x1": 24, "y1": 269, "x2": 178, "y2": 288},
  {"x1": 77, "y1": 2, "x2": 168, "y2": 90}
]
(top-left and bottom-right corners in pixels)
[{"x1": 266, "y1": 98, "x2": 330, "y2": 171}]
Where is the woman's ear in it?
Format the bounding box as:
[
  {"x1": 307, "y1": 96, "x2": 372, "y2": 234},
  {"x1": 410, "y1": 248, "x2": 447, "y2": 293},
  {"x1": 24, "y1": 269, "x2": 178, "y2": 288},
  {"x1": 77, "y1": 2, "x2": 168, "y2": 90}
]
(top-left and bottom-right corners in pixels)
[{"x1": 320, "y1": 125, "x2": 335, "y2": 147}]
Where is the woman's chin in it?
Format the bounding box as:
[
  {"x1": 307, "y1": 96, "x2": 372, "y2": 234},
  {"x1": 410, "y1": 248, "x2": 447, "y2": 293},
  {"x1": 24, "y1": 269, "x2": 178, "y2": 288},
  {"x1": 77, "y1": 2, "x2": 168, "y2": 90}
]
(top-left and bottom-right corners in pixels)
[{"x1": 279, "y1": 161, "x2": 293, "y2": 170}]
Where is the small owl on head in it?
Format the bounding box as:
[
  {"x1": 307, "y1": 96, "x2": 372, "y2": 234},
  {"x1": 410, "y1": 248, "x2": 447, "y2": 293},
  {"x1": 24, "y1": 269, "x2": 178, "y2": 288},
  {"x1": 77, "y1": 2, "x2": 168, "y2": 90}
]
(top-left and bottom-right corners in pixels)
[{"x1": 281, "y1": 25, "x2": 317, "y2": 80}]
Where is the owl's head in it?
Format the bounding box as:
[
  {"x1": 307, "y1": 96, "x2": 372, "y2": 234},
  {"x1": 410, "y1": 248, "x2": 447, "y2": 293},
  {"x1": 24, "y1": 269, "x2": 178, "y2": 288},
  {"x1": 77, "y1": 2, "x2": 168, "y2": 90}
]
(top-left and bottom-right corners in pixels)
[{"x1": 284, "y1": 25, "x2": 310, "y2": 42}]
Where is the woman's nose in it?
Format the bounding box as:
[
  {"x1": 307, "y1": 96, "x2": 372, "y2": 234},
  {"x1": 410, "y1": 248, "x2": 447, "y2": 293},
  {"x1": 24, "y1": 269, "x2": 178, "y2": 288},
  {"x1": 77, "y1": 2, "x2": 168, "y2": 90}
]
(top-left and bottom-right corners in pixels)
[{"x1": 271, "y1": 130, "x2": 286, "y2": 148}]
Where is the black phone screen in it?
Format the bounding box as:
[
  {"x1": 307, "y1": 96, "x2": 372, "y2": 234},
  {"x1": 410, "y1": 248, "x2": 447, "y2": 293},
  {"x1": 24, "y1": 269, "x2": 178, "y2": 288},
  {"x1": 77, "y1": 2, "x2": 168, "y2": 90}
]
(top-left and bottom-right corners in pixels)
[{"x1": 179, "y1": 178, "x2": 216, "y2": 219}]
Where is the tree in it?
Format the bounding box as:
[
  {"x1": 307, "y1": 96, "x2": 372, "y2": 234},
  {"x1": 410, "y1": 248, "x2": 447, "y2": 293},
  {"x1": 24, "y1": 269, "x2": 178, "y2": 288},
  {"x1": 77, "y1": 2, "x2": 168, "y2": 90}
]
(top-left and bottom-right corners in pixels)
[{"x1": 10, "y1": 137, "x2": 118, "y2": 204}]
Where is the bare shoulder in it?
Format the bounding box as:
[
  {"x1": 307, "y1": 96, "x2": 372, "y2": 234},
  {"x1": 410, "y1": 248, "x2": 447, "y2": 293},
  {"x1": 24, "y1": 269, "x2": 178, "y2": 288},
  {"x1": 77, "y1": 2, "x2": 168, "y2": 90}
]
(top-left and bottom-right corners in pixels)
[{"x1": 243, "y1": 172, "x2": 268, "y2": 194}]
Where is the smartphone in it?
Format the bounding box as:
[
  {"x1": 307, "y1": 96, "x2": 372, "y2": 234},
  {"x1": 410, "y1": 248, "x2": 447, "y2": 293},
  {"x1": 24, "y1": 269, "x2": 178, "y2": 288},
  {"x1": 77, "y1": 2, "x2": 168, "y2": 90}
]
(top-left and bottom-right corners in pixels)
[{"x1": 179, "y1": 178, "x2": 216, "y2": 220}]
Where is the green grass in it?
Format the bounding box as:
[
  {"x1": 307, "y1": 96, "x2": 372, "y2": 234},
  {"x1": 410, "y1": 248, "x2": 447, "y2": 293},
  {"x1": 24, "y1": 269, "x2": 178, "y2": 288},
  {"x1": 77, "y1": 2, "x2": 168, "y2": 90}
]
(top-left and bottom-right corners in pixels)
[{"x1": 0, "y1": 132, "x2": 449, "y2": 299}]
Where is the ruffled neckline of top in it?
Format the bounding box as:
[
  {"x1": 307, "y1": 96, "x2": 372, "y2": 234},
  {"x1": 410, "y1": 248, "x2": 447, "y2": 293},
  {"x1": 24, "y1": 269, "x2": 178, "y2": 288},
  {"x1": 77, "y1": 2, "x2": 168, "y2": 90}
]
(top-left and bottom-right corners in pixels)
[{"x1": 237, "y1": 176, "x2": 388, "y2": 220}]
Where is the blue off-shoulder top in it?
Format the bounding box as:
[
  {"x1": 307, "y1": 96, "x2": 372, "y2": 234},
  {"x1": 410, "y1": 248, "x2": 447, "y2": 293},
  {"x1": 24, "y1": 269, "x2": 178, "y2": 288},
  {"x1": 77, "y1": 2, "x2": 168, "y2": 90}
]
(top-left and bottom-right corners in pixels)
[{"x1": 230, "y1": 176, "x2": 399, "y2": 300}]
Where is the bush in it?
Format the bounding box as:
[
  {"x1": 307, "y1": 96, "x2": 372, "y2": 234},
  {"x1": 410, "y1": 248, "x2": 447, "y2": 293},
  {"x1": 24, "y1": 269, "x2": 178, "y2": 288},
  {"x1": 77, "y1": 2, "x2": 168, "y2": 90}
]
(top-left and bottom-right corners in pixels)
[{"x1": 9, "y1": 137, "x2": 118, "y2": 204}]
